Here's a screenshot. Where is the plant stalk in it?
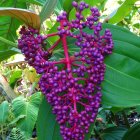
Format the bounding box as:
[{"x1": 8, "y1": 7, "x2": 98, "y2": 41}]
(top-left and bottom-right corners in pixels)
[{"x1": 60, "y1": 20, "x2": 77, "y2": 114}]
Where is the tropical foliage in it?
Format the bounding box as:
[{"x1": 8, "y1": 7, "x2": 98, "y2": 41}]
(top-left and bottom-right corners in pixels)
[{"x1": 0, "y1": 0, "x2": 140, "y2": 140}]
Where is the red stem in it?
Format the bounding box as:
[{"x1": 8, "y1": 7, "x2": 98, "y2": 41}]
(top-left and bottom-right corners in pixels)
[
  {"x1": 60, "y1": 20, "x2": 77, "y2": 113},
  {"x1": 48, "y1": 38, "x2": 61, "y2": 52},
  {"x1": 52, "y1": 60, "x2": 66, "y2": 65},
  {"x1": 44, "y1": 33, "x2": 58, "y2": 39},
  {"x1": 78, "y1": 101, "x2": 90, "y2": 107},
  {"x1": 72, "y1": 63, "x2": 82, "y2": 67},
  {"x1": 60, "y1": 20, "x2": 71, "y2": 71}
]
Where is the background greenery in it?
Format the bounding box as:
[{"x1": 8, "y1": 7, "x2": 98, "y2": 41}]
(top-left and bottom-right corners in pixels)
[{"x1": 0, "y1": 0, "x2": 140, "y2": 139}]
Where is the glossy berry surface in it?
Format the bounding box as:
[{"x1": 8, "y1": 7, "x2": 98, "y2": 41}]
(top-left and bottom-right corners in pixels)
[{"x1": 18, "y1": 1, "x2": 113, "y2": 140}]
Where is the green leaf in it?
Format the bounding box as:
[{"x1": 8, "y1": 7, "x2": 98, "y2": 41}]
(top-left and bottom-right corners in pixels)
[
  {"x1": 102, "y1": 23, "x2": 139, "y2": 46},
  {"x1": 135, "y1": 106, "x2": 140, "y2": 114},
  {"x1": 0, "y1": 37, "x2": 17, "y2": 47},
  {"x1": 101, "y1": 24, "x2": 140, "y2": 107},
  {"x1": 55, "y1": 0, "x2": 65, "y2": 14},
  {"x1": 37, "y1": 96, "x2": 62, "y2": 140},
  {"x1": 9, "y1": 127, "x2": 26, "y2": 140},
  {"x1": 0, "y1": 8, "x2": 41, "y2": 29},
  {"x1": 12, "y1": 92, "x2": 42, "y2": 139},
  {"x1": 0, "y1": 101, "x2": 9, "y2": 124},
  {"x1": 82, "y1": 23, "x2": 140, "y2": 107},
  {"x1": 9, "y1": 115, "x2": 26, "y2": 126},
  {"x1": 63, "y1": 0, "x2": 80, "y2": 14},
  {"x1": 47, "y1": 22, "x2": 59, "y2": 43},
  {"x1": 0, "y1": 1, "x2": 26, "y2": 53},
  {"x1": 0, "y1": 47, "x2": 20, "y2": 61},
  {"x1": 0, "y1": 1, "x2": 40, "y2": 61},
  {"x1": 101, "y1": 127, "x2": 127, "y2": 140},
  {"x1": 122, "y1": 122, "x2": 140, "y2": 140},
  {"x1": 109, "y1": 0, "x2": 138, "y2": 24},
  {"x1": 39, "y1": 0, "x2": 57, "y2": 23}
]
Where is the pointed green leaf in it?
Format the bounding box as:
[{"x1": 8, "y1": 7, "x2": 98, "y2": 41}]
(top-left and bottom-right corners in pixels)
[
  {"x1": 0, "y1": 1, "x2": 26, "y2": 41},
  {"x1": 0, "y1": 6, "x2": 24, "y2": 60},
  {"x1": 101, "y1": 24, "x2": 140, "y2": 107},
  {"x1": 0, "y1": 101, "x2": 9, "y2": 124},
  {"x1": 39, "y1": 0, "x2": 57, "y2": 23},
  {"x1": 0, "y1": 1, "x2": 40, "y2": 61},
  {"x1": 0, "y1": 37, "x2": 19, "y2": 61},
  {"x1": 0, "y1": 37, "x2": 17, "y2": 47},
  {"x1": 0, "y1": 8, "x2": 41, "y2": 29},
  {"x1": 109, "y1": 0, "x2": 138, "y2": 24},
  {"x1": 101, "y1": 127, "x2": 127, "y2": 140},
  {"x1": 55, "y1": 0, "x2": 65, "y2": 14},
  {"x1": 122, "y1": 122, "x2": 140, "y2": 140},
  {"x1": 12, "y1": 92, "x2": 42, "y2": 139}
]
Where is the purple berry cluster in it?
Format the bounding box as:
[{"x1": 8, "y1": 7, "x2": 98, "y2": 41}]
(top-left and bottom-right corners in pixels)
[
  {"x1": 18, "y1": 1, "x2": 113, "y2": 140},
  {"x1": 18, "y1": 26, "x2": 51, "y2": 74}
]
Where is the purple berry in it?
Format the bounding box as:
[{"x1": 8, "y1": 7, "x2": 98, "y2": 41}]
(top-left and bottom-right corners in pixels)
[{"x1": 72, "y1": 1, "x2": 78, "y2": 7}]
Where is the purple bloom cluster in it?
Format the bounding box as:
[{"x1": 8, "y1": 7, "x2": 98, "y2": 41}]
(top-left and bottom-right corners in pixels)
[{"x1": 18, "y1": 1, "x2": 113, "y2": 140}]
